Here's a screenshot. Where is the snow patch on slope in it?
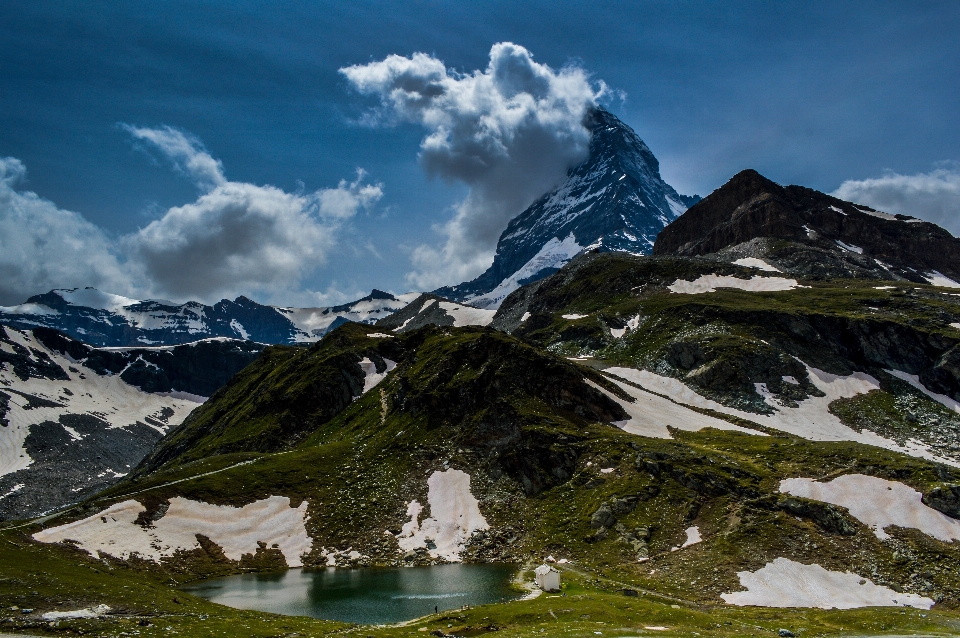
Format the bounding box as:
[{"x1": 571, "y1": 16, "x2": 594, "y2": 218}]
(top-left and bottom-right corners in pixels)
[
  {"x1": 924, "y1": 271, "x2": 960, "y2": 289},
  {"x1": 468, "y1": 234, "x2": 583, "y2": 310},
  {"x1": 359, "y1": 357, "x2": 397, "y2": 394},
  {"x1": 396, "y1": 469, "x2": 488, "y2": 561},
  {"x1": 722, "y1": 557, "x2": 933, "y2": 609},
  {"x1": 732, "y1": 257, "x2": 780, "y2": 272},
  {"x1": 604, "y1": 366, "x2": 952, "y2": 465},
  {"x1": 780, "y1": 474, "x2": 960, "y2": 542},
  {"x1": 437, "y1": 302, "x2": 496, "y2": 327},
  {"x1": 33, "y1": 495, "x2": 311, "y2": 567},
  {"x1": 668, "y1": 274, "x2": 799, "y2": 294},
  {"x1": 585, "y1": 379, "x2": 760, "y2": 439}
]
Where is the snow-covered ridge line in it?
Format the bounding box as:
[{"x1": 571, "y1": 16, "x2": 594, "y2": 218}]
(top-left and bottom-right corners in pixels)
[{"x1": 1, "y1": 286, "x2": 423, "y2": 346}]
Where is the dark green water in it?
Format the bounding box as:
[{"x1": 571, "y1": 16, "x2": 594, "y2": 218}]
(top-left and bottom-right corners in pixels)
[{"x1": 181, "y1": 564, "x2": 520, "y2": 625}]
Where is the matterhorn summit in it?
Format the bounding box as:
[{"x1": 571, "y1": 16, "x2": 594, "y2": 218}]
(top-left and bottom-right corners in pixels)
[{"x1": 435, "y1": 107, "x2": 699, "y2": 308}]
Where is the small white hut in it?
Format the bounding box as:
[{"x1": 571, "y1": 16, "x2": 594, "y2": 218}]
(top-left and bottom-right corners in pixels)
[{"x1": 534, "y1": 564, "x2": 560, "y2": 591}]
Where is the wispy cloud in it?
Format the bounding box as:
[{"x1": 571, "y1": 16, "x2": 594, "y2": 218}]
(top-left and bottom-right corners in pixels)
[{"x1": 832, "y1": 162, "x2": 960, "y2": 235}]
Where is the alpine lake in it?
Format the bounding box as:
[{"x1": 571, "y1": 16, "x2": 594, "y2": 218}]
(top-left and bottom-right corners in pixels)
[{"x1": 180, "y1": 563, "x2": 522, "y2": 625}]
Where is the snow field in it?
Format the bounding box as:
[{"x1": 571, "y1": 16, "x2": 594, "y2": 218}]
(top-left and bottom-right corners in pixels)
[
  {"x1": 609, "y1": 314, "x2": 642, "y2": 339},
  {"x1": 0, "y1": 329, "x2": 200, "y2": 478},
  {"x1": 437, "y1": 302, "x2": 496, "y2": 327},
  {"x1": 604, "y1": 366, "x2": 953, "y2": 465},
  {"x1": 396, "y1": 469, "x2": 488, "y2": 561},
  {"x1": 721, "y1": 557, "x2": 934, "y2": 609},
  {"x1": 732, "y1": 257, "x2": 780, "y2": 272},
  {"x1": 924, "y1": 271, "x2": 960, "y2": 288},
  {"x1": 33, "y1": 495, "x2": 312, "y2": 567},
  {"x1": 358, "y1": 357, "x2": 397, "y2": 394},
  {"x1": 585, "y1": 378, "x2": 761, "y2": 440},
  {"x1": 668, "y1": 274, "x2": 799, "y2": 295},
  {"x1": 780, "y1": 474, "x2": 960, "y2": 542}
]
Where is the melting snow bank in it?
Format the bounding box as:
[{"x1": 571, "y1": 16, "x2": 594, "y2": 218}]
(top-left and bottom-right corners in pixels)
[
  {"x1": 585, "y1": 378, "x2": 761, "y2": 439},
  {"x1": 722, "y1": 557, "x2": 934, "y2": 609},
  {"x1": 886, "y1": 369, "x2": 960, "y2": 413},
  {"x1": 42, "y1": 605, "x2": 112, "y2": 620},
  {"x1": 396, "y1": 469, "x2": 488, "y2": 561},
  {"x1": 437, "y1": 302, "x2": 495, "y2": 327},
  {"x1": 924, "y1": 271, "x2": 960, "y2": 288},
  {"x1": 604, "y1": 366, "x2": 955, "y2": 465},
  {"x1": 33, "y1": 495, "x2": 311, "y2": 567},
  {"x1": 681, "y1": 526, "x2": 702, "y2": 548},
  {"x1": 732, "y1": 257, "x2": 780, "y2": 272},
  {"x1": 668, "y1": 274, "x2": 799, "y2": 294},
  {"x1": 780, "y1": 474, "x2": 960, "y2": 542},
  {"x1": 359, "y1": 357, "x2": 397, "y2": 394}
]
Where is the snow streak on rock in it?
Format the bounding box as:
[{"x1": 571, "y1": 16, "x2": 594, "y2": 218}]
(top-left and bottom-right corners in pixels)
[{"x1": 604, "y1": 365, "x2": 955, "y2": 465}]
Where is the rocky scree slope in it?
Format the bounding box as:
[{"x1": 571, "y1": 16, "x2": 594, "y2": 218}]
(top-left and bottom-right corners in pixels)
[
  {"x1": 435, "y1": 108, "x2": 698, "y2": 309},
  {"x1": 0, "y1": 287, "x2": 413, "y2": 347},
  {"x1": 0, "y1": 326, "x2": 260, "y2": 520},
  {"x1": 653, "y1": 169, "x2": 960, "y2": 284}
]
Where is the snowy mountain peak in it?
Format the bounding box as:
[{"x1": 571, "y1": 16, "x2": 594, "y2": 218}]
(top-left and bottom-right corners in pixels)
[{"x1": 435, "y1": 107, "x2": 698, "y2": 308}]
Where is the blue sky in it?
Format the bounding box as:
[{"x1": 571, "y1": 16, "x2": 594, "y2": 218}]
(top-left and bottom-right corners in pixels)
[{"x1": 1, "y1": 1, "x2": 958, "y2": 306}]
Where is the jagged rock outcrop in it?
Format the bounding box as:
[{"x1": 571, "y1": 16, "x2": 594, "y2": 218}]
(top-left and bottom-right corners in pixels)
[{"x1": 653, "y1": 169, "x2": 960, "y2": 283}]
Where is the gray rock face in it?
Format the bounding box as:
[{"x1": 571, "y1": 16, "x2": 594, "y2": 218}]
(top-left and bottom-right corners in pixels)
[
  {"x1": 654, "y1": 169, "x2": 960, "y2": 284},
  {"x1": 922, "y1": 484, "x2": 960, "y2": 519},
  {"x1": 435, "y1": 108, "x2": 698, "y2": 308},
  {"x1": 590, "y1": 504, "x2": 616, "y2": 529},
  {"x1": 0, "y1": 325, "x2": 263, "y2": 521}
]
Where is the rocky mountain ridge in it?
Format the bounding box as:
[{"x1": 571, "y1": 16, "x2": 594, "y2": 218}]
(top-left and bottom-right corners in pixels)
[
  {"x1": 654, "y1": 169, "x2": 960, "y2": 285},
  {"x1": 0, "y1": 287, "x2": 417, "y2": 347}
]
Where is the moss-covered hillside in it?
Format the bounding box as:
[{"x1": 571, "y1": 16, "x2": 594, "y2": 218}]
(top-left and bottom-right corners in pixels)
[{"x1": 7, "y1": 252, "x2": 960, "y2": 637}]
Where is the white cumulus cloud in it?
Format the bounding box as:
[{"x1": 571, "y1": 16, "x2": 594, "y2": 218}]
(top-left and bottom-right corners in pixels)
[
  {"x1": 0, "y1": 128, "x2": 382, "y2": 305},
  {"x1": 341, "y1": 42, "x2": 607, "y2": 289},
  {"x1": 832, "y1": 162, "x2": 960, "y2": 235},
  {"x1": 124, "y1": 127, "x2": 383, "y2": 301},
  {"x1": 0, "y1": 157, "x2": 130, "y2": 305}
]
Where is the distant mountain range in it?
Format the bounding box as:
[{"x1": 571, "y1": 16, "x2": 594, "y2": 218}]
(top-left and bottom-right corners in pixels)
[
  {"x1": 0, "y1": 287, "x2": 419, "y2": 347},
  {"x1": 435, "y1": 107, "x2": 699, "y2": 308}
]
